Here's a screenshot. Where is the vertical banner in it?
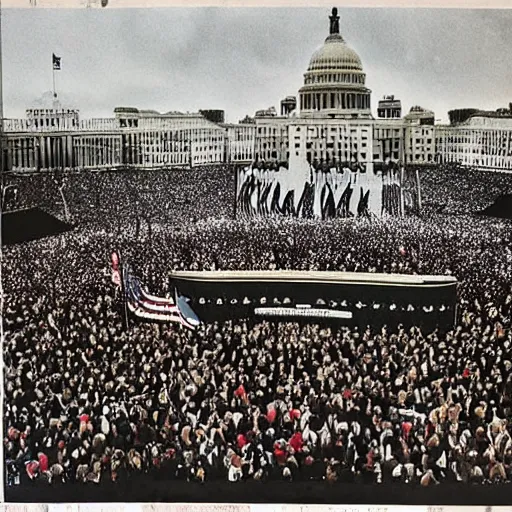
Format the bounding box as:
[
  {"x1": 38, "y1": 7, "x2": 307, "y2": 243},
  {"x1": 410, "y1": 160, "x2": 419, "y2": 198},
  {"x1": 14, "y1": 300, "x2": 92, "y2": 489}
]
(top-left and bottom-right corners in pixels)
[{"x1": 236, "y1": 163, "x2": 394, "y2": 220}]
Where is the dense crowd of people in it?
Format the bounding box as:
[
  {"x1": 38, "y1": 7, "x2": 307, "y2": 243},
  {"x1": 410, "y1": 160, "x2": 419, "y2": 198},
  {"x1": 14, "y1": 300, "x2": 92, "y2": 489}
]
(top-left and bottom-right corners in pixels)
[
  {"x1": 3, "y1": 163, "x2": 512, "y2": 488},
  {"x1": 5, "y1": 166, "x2": 235, "y2": 227}
]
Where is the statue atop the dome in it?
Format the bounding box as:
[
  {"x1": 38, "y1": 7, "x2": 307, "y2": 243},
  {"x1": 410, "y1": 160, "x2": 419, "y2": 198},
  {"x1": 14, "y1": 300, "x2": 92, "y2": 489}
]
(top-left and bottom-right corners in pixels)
[{"x1": 329, "y1": 7, "x2": 340, "y2": 35}]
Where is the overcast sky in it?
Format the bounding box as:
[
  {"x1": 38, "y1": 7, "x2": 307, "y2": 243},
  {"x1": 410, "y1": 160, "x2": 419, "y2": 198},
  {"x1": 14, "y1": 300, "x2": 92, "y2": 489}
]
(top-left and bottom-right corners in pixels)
[{"x1": 2, "y1": 8, "x2": 512, "y2": 123}]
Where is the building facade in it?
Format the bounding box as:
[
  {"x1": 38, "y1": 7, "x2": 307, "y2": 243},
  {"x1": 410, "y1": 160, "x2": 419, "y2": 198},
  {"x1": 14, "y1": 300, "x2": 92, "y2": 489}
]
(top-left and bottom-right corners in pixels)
[
  {"x1": 403, "y1": 106, "x2": 436, "y2": 165},
  {"x1": 3, "y1": 108, "x2": 231, "y2": 172},
  {"x1": 224, "y1": 123, "x2": 257, "y2": 164},
  {"x1": 377, "y1": 96, "x2": 402, "y2": 119},
  {"x1": 2, "y1": 7, "x2": 512, "y2": 174},
  {"x1": 373, "y1": 120, "x2": 403, "y2": 163},
  {"x1": 254, "y1": 115, "x2": 290, "y2": 162},
  {"x1": 436, "y1": 114, "x2": 512, "y2": 171}
]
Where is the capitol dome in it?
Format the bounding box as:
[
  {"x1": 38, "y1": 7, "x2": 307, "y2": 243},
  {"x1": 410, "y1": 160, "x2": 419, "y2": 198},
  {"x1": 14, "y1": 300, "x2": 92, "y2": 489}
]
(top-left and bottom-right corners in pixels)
[
  {"x1": 307, "y1": 34, "x2": 363, "y2": 73},
  {"x1": 298, "y1": 7, "x2": 371, "y2": 119}
]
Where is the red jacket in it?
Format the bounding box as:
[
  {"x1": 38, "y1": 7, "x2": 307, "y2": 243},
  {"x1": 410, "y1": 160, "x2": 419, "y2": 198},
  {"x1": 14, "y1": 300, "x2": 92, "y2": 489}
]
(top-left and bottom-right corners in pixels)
[
  {"x1": 289, "y1": 432, "x2": 304, "y2": 453},
  {"x1": 26, "y1": 461, "x2": 39, "y2": 479},
  {"x1": 38, "y1": 453, "x2": 49, "y2": 472},
  {"x1": 237, "y1": 434, "x2": 248, "y2": 449},
  {"x1": 289, "y1": 409, "x2": 301, "y2": 421},
  {"x1": 79, "y1": 414, "x2": 90, "y2": 424},
  {"x1": 273, "y1": 443, "x2": 287, "y2": 466}
]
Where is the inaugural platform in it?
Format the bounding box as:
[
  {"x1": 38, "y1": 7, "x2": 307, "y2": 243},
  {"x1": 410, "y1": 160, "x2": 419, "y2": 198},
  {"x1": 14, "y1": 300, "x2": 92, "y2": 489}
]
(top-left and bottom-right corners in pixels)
[{"x1": 170, "y1": 270, "x2": 457, "y2": 330}]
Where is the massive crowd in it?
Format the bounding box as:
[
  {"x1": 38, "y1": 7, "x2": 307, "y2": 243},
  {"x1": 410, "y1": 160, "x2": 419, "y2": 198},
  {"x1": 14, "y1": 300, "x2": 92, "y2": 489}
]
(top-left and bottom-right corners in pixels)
[{"x1": 3, "y1": 164, "x2": 512, "y2": 488}]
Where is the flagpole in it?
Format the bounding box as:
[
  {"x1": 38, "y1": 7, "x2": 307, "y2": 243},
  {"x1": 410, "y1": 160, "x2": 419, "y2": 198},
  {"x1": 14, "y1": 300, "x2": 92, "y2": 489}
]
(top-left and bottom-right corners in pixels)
[
  {"x1": 233, "y1": 163, "x2": 238, "y2": 219},
  {"x1": 123, "y1": 283, "x2": 129, "y2": 330},
  {"x1": 117, "y1": 251, "x2": 129, "y2": 331},
  {"x1": 52, "y1": 61, "x2": 56, "y2": 98}
]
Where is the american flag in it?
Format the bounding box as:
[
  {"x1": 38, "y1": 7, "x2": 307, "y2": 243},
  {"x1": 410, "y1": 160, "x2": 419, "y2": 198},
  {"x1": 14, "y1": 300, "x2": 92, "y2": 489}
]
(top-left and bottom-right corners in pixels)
[{"x1": 123, "y1": 265, "x2": 200, "y2": 329}]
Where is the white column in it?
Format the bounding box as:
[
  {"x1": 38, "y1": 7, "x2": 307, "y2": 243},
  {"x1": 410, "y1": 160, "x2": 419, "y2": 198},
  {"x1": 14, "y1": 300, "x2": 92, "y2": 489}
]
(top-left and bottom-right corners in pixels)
[
  {"x1": 45, "y1": 137, "x2": 51, "y2": 169},
  {"x1": 39, "y1": 136, "x2": 44, "y2": 170},
  {"x1": 21, "y1": 139, "x2": 26, "y2": 170},
  {"x1": 27, "y1": 139, "x2": 32, "y2": 169},
  {"x1": 24, "y1": 138, "x2": 30, "y2": 170},
  {"x1": 141, "y1": 131, "x2": 145, "y2": 167},
  {"x1": 133, "y1": 133, "x2": 137, "y2": 166},
  {"x1": 142, "y1": 131, "x2": 145, "y2": 166},
  {"x1": 16, "y1": 138, "x2": 22, "y2": 170}
]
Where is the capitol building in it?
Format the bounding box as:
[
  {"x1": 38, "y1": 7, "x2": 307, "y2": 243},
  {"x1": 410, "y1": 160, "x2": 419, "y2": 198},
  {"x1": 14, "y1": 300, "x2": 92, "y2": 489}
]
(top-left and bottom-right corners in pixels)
[{"x1": 2, "y1": 7, "x2": 512, "y2": 173}]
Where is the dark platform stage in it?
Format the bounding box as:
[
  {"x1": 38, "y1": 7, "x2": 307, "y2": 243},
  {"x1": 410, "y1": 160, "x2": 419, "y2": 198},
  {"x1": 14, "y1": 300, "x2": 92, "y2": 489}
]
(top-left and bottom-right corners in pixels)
[
  {"x1": 2, "y1": 207, "x2": 73, "y2": 245},
  {"x1": 479, "y1": 194, "x2": 512, "y2": 220}
]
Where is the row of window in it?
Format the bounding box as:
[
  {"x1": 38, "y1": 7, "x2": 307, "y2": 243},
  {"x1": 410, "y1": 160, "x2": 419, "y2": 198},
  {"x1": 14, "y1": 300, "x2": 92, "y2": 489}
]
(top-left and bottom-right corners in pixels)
[
  {"x1": 377, "y1": 140, "x2": 401, "y2": 150},
  {"x1": 299, "y1": 126, "x2": 371, "y2": 135},
  {"x1": 304, "y1": 73, "x2": 365, "y2": 85},
  {"x1": 375, "y1": 128, "x2": 402, "y2": 138},
  {"x1": 439, "y1": 137, "x2": 512, "y2": 145},
  {"x1": 232, "y1": 152, "x2": 254, "y2": 161},
  {"x1": 373, "y1": 152, "x2": 401, "y2": 160},
  {"x1": 260, "y1": 150, "x2": 373, "y2": 162},
  {"x1": 32, "y1": 118, "x2": 78, "y2": 128},
  {"x1": 441, "y1": 147, "x2": 512, "y2": 157},
  {"x1": 261, "y1": 140, "x2": 368, "y2": 149},
  {"x1": 377, "y1": 109, "x2": 402, "y2": 118},
  {"x1": 73, "y1": 137, "x2": 121, "y2": 150},
  {"x1": 439, "y1": 155, "x2": 512, "y2": 168},
  {"x1": 257, "y1": 127, "x2": 287, "y2": 135},
  {"x1": 301, "y1": 92, "x2": 370, "y2": 111},
  {"x1": 29, "y1": 109, "x2": 77, "y2": 115}
]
